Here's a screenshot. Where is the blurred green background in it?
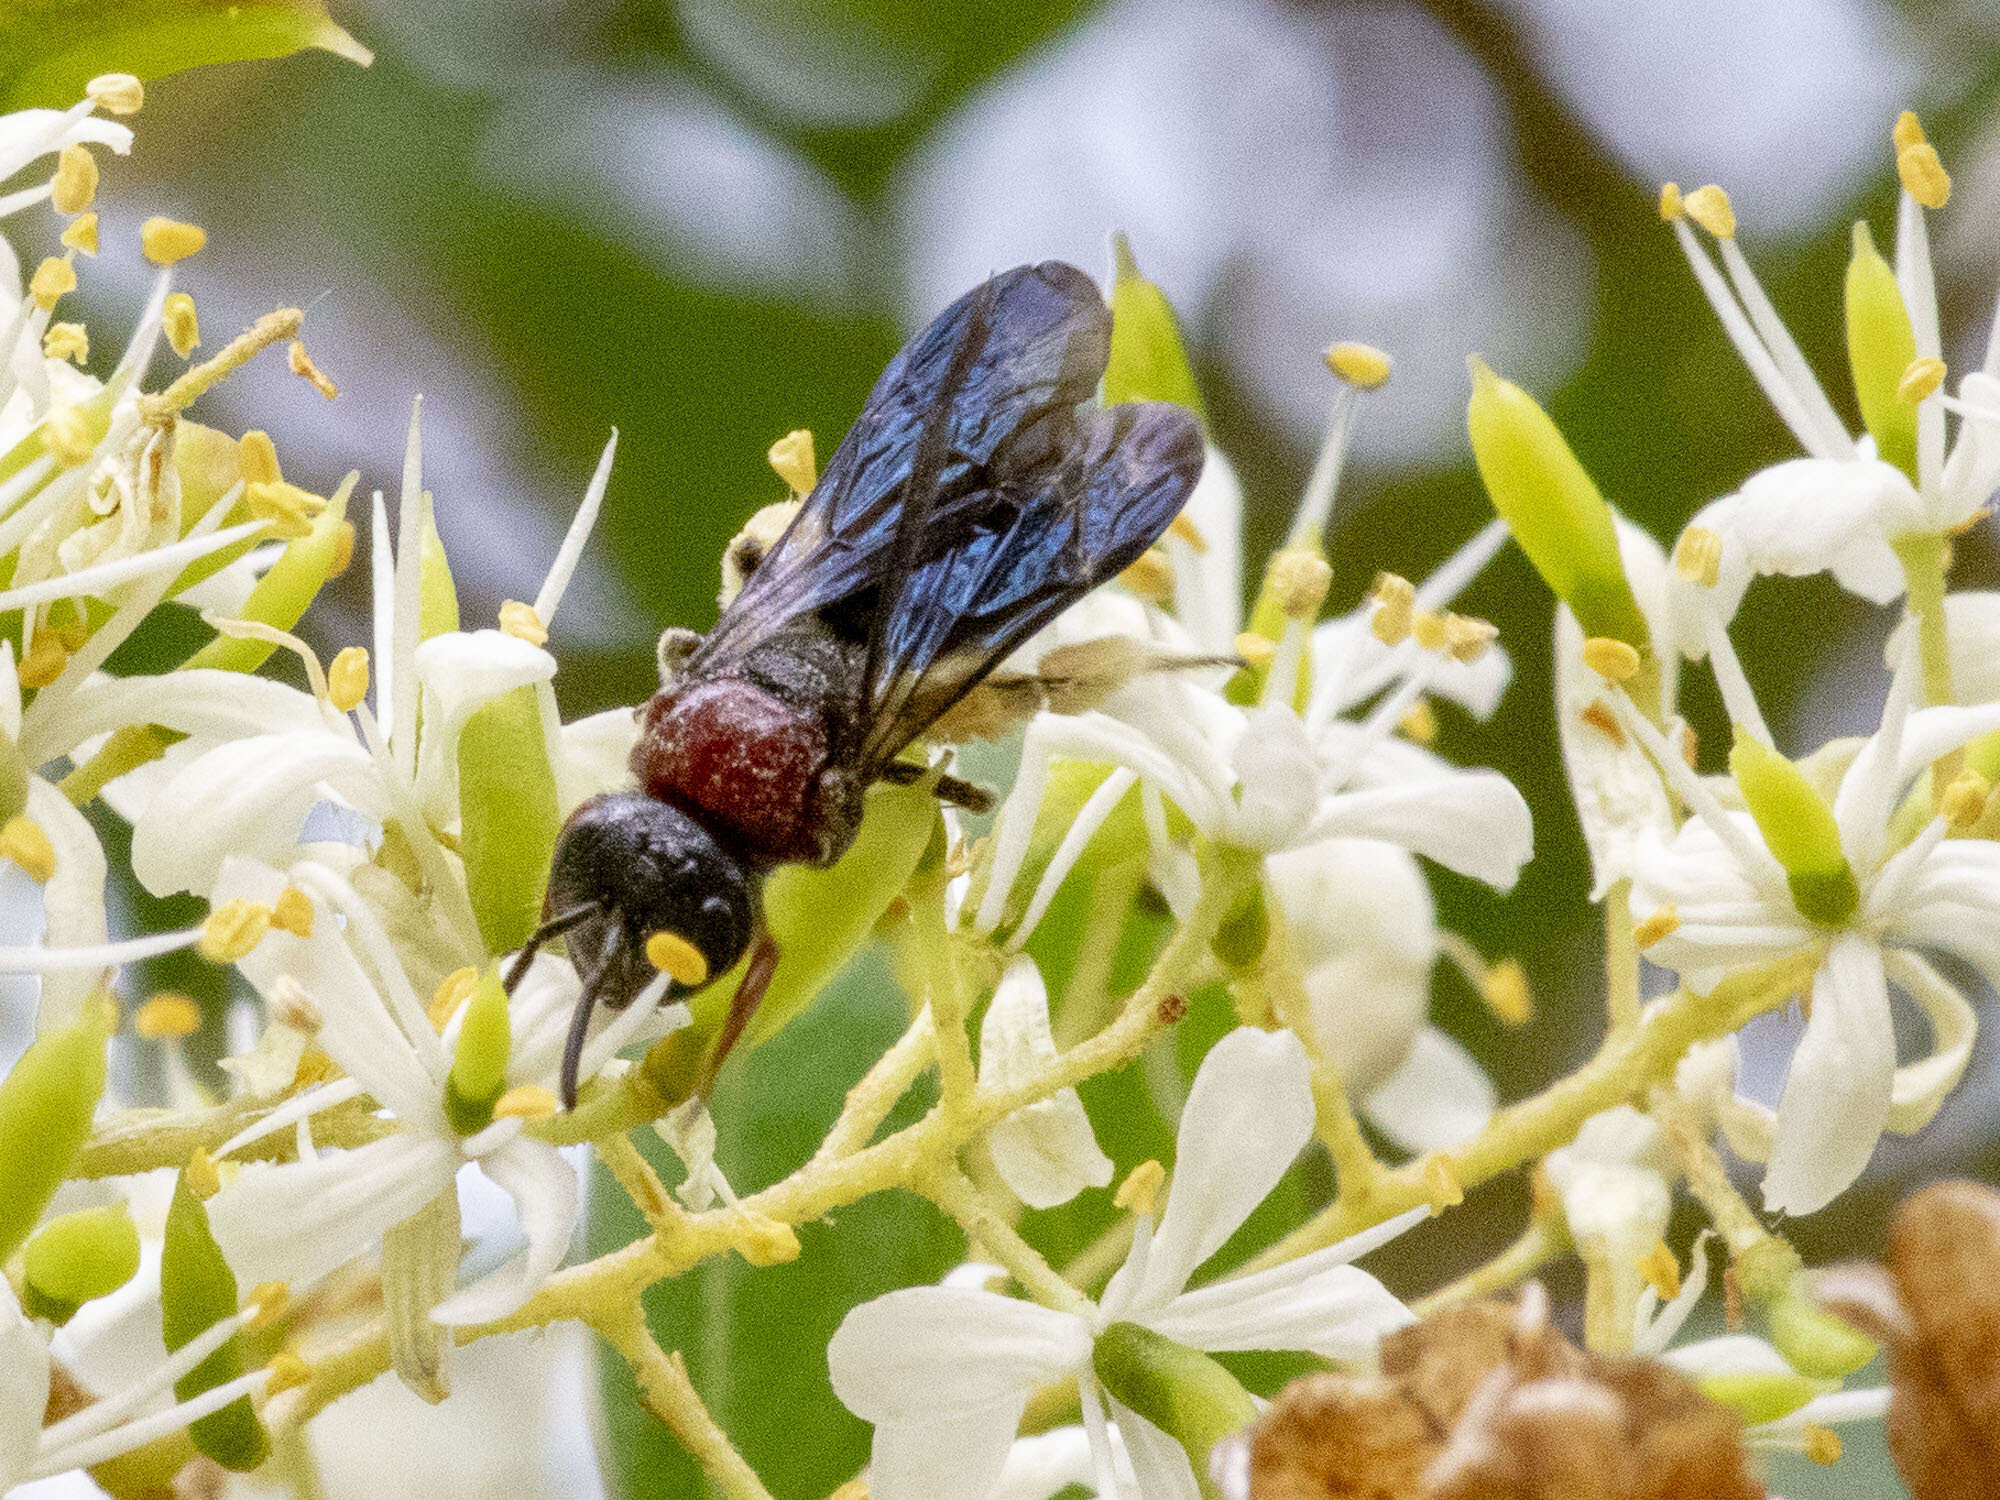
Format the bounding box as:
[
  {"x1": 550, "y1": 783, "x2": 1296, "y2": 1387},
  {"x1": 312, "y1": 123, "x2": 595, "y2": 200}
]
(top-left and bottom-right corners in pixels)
[{"x1": 44, "y1": 0, "x2": 2000, "y2": 1494}]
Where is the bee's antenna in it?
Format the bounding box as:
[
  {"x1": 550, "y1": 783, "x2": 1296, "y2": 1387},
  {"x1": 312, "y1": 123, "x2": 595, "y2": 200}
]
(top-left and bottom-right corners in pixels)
[
  {"x1": 503, "y1": 902, "x2": 602, "y2": 994},
  {"x1": 560, "y1": 925, "x2": 626, "y2": 1110}
]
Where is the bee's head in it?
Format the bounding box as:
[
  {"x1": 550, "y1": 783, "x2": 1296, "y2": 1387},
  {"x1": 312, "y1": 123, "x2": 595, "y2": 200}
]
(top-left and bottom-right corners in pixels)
[{"x1": 534, "y1": 792, "x2": 755, "y2": 1105}]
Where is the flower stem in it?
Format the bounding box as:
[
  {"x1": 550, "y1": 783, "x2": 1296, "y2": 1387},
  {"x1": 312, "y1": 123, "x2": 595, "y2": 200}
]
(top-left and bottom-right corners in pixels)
[
  {"x1": 814, "y1": 1006, "x2": 936, "y2": 1164},
  {"x1": 1604, "y1": 878, "x2": 1641, "y2": 1035},
  {"x1": 922, "y1": 1162, "x2": 1092, "y2": 1316},
  {"x1": 1410, "y1": 1217, "x2": 1563, "y2": 1317},
  {"x1": 1896, "y1": 531, "x2": 1962, "y2": 797},
  {"x1": 593, "y1": 1307, "x2": 775, "y2": 1500}
]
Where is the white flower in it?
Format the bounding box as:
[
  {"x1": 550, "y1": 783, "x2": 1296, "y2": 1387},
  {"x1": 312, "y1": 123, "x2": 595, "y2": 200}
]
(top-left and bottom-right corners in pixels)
[
  {"x1": 979, "y1": 956, "x2": 1114, "y2": 1210},
  {"x1": 828, "y1": 1027, "x2": 1421, "y2": 1500},
  {"x1": 1624, "y1": 646, "x2": 2000, "y2": 1213},
  {"x1": 1544, "y1": 1106, "x2": 1675, "y2": 1340}
]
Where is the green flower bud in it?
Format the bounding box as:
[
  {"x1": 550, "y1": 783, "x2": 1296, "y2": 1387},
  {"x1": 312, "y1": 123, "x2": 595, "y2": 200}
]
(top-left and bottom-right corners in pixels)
[
  {"x1": 1729, "y1": 726, "x2": 1859, "y2": 925},
  {"x1": 1103, "y1": 233, "x2": 1207, "y2": 423},
  {"x1": 1693, "y1": 1370, "x2": 1830, "y2": 1427},
  {"x1": 1844, "y1": 220, "x2": 1919, "y2": 483},
  {"x1": 23, "y1": 1204, "x2": 142, "y2": 1323},
  {"x1": 419, "y1": 495, "x2": 459, "y2": 640},
  {"x1": 1466, "y1": 356, "x2": 1650, "y2": 653},
  {"x1": 0, "y1": 1001, "x2": 111, "y2": 1261},
  {"x1": 161, "y1": 1174, "x2": 268, "y2": 1471},
  {"x1": 183, "y1": 473, "x2": 356, "y2": 674},
  {"x1": 1766, "y1": 1279, "x2": 1877, "y2": 1378},
  {"x1": 444, "y1": 971, "x2": 511, "y2": 1136},
  {"x1": 458, "y1": 685, "x2": 560, "y2": 955},
  {"x1": 1093, "y1": 1321, "x2": 1257, "y2": 1498}
]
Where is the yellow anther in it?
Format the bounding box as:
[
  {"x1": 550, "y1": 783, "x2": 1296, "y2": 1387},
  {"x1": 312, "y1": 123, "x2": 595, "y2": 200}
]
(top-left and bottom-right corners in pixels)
[
  {"x1": 1898, "y1": 143, "x2": 1950, "y2": 210},
  {"x1": 428, "y1": 967, "x2": 479, "y2": 1031},
  {"x1": 265, "y1": 1350, "x2": 312, "y2": 1395},
  {"x1": 498, "y1": 599, "x2": 548, "y2": 645},
  {"x1": 1412, "y1": 611, "x2": 1450, "y2": 652},
  {"x1": 1325, "y1": 341, "x2": 1393, "y2": 390},
  {"x1": 1167, "y1": 511, "x2": 1208, "y2": 551},
  {"x1": 1633, "y1": 903, "x2": 1681, "y2": 948},
  {"x1": 17, "y1": 634, "x2": 68, "y2": 690},
  {"x1": 60, "y1": 212, "x2": 97, "y2": 255},
  {"x1": 1578, "y1": 700, "x2": 1627, "y2": 747},
  {"x1": 326, "y1": 646, "x2": 370, "y2": 713},
  {"x1": 1480, "y1": 958, "x2": 1533, "y2": 1026},
  {"x1": 29, "y1": 255, "x2": 76, "y2": 311},
  {"x1": 1803, "y1": 1423, "x2": 1842, "y2": 1466},
  {"x1": 86, "y1": 74, "x2": 144, "y2": 116},
  {"x1": 200, "y1": 898, "x2": 273, "y2": 962},
  {"x1": 246, "y1": 480, "x2": 325, "y2": 540},
  {"x1": 1115, "y1": 1159, "x2": 1166, "y2": 1217},
  {"x1": 329, "y1": 519, "x2": 357, "y2": 578},
  {"x1": 238, "y1": 430, "x2": 281, "y2": 487},
  {"x1": 829, "y1": 1483, "x2": 870, "y2": 1500},
  {"x1": 1680, "y1": 722, "x2": 1700, "y2": 769},
  {"x1": 245, "y1": 1281, "x2": 291, "y2": 1331},
  {"x1": 1581, "y1": 636, "x2": 1642, "y2": 682},
  {"x1": 141, "y1": 217, "x2": 206, "y2": 266},
  {"x1": 646, "y1": 930, "x2": 710, "y2": 987},
  {"x1": 184, "y1": 1146, "x2": 222, "y2": 1200},
  {"x1": 42, "y1": 322, "x2": 87, "y2": 364},
  {"x1": 41, "y1": 405, "x2": 92, "y2": 469},
  {"x1": 1233, "y1": 631, "x2": 1276, "y2": 670},
  {"x1": 1369, "y1": 573, "x2": 1416, "y2": 645},
  {"x1": 1682, "y1": 184, "x2": 1736, "y2": 238},
  {"x1": 767, "y1": 428, "x2": 817, "y2": 494},
  {"x1": 1658, "y1": 182, "x2": 1684, "y2": 221},
  {"x1": 1397, "y1": 699, "x2": 1437, "y2": 745},
  {"x1": 1942, "y1": 770, "x2": 1991, "y2": 829},
  {"x1": 162, "y1": 292, "x2": 200, "y2": 358},
  {"x1": 1119, "y1": 548, "x2": 1174, "y2": 601},
  {"x1": 1639, "y1": 1239, "x2": 1682, "y2": 1301},
  {"x1": 492, "y1": 1084, "x2": 560, "y2": 1122},
  {"x1": 50, "y1": 144, "x2": 97, "y2": 214},
  {"x1": 0, "y1": 815, "x2": 55, "y2": 882},
  {"x1": 1268, "y1": 548, "x2": 1332, "y2": 621},
  {"x1": 1673, "y1": 526, "x2": 1722, "y2": 589},
  {"x1": 1894, "y1": 110, "x2": 1928, "y2": 153},
  {"x1": 1443, "y1": 613, "x2": 1498, "y2": 663},
  {"x1": 287, "y1": 339, "x2": 338, "y2": 400},
  {"x1": 1421, "y1": 1153, "x2": 1464, "y2": 1212},
  {"x1": 271, "y1": 887, "x2": 315, "y2": 938},
  {"x1": 134, "y1": 993, "x2": 202, "y2": 1040},
  {"x1": 1899, "y1": 355, "x2": 1946, "y2": 405}
]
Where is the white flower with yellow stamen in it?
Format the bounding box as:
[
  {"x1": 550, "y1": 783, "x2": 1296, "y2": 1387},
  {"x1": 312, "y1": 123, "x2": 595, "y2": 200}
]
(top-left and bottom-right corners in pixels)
[{"x1": 978, "y1": 955, "x2": 1114, "y2": 1210}]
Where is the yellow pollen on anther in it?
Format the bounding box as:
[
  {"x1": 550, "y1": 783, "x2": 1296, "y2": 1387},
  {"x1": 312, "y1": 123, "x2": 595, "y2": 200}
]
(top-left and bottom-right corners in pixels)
[
  {"x1": 1673, "y1": 526, "x2": 1723, "y2": 588},
  {"x1": 1679, "y1": 722, "x2": 1700, "y2": 769},
  {"x1": 86, "y1": 73, "x2": 144, "y2": 115},
  {"x1": 141, "y1": 217, "x2": 206, "y2": 266},
  {"x1": 1803, "y1": 1424, "x2": 1843, "y2": 1466},
  {"x1": 1325, "y1": 341, "x2": 1392, "y2": 390},
  {"x1": 0, "y1": 816, "x2": 55, "y2": 882},
  {"x1": 1421, "y1": 1153, "x2": 1464, "y2": 1212},
  {"x1": 162, "y1": 292, "x2": 200, "y2": 358},
  {"x1": 1581, "y1": 636, "x2": 1641, "y2": 682},
  {"x1": 29, "y1": 255, "x2": 75, "y2": 311},
  {"x1": 1115, "y1": 1159, "x2": 1166, "y2": 1217},
  {"x1": 1268, "y1": 548, "x2": 1332, "y2": 621},
  {"x1": 271, "y1": 887, "x2": 315, "y2": 938},
  {"x1": 1578, "y1": 700, "x2": 1626, "y2": 747},
  {"x1": 1397, "y1": 699, "x2": 1437, "y2": 745},
  {"x1": 1633, "y1": 904, "x2": 1681, "y2": 948},
  {"x1": 329, "y1": 520, "x2": 357, "y2": 578},
  {"x1": 1942, "y1": 770, "x2": 1991, "y2": 829},
  {"x1": 1682, "y1": 184, "x2": 1736, "y2": 238},
  {"x1": 1894, "y1": 110, "x2": 1928, "y2": 153},
  {"x1": 60, "y1": 213, "x2": 97, "y2": 255},
  {"x1": 1232, "y1": 631, "x2": 1276, "y2": 670},
  {"x1": 1898, "y1": 143, "x2": 1951, "y2": 210},
  {"x1": 1167, "y1": 511, "x2": 1208, "y2": 551},
  {"x1": 1639, "y1": 1239, "x2": 1682, "y2": 1301},
  {"x1": 245, "y1": 1281, "x2": 291, "y2": 1331},
  {"x1": 201, "y1": 898, "x2": 273, "y2": 962},
  {"x1": 1899, "y1": 355, "x2": 1947, "y2": 405},
  {"x1": 498, "y1": 599, "x2": 548, "y2": 645},
  {"x1": 41, "y1": 405, "x2": 92, "y2": 469},
  {"x1": 17, "y1": 634, "x2": 68, "y2": 690},
  {"x1": 246, "y1": 481, "x2": 325, "y2": 540},
  {"x1": 1481, "y1": 959, "x2": 1533, "y2": 1026},
  {"x1": 326, "y1": 646, "x2": 369, "y2": 713},
  {"x1": 1119, "y1": 549, "x2": 1174, "y2": 601},
  {"x1": 50, "y1": 144, "x2": 97, "y2": 214},
  {"x1": 829, "y1": 1483, "x2": 870, "y2": 1500},
  {"x1": 1658, "y1": 182, "x2": 1684, "y2": 221},
  {"x1": 288, "y1": 339, "x2": 338, "y2": 400},
  {"x1": 767, "y1": 428, "x2": 817, "y2": 494},
  {"x1": 184, "y1": 1146, "x2": 222, "y2": 1200},
  {"x1": 493, "y1": 1085, "x2": 561, "y2": 1122},
  {"x1": 264, "y1": 1350, "x2": 312, "y2": 1396},
  {"x1": 135, "y1": 993, "x2": 203, "y2": 1040},
  {"x1": 428, "y1": 967, "x2": 479, "y2": 1030},
  {"x1": 1370, "y1": 572, "x2": 1416, "y2": 644},
  {"x1": 646, "y1": 930, "x2": 710, "y2": 987},
  {"x1": 238, "y1": 430, "x2": 281, "y2": 486},
  {"x1": 1416, "y1": 612, "x2": 1457, "y2": 653},
  {"x1": 1443, "y1": 613, "x2": 1498, "y2": 664},
  {"x1": 42, "y1": 322, "x2": 87, "y2": 364}
]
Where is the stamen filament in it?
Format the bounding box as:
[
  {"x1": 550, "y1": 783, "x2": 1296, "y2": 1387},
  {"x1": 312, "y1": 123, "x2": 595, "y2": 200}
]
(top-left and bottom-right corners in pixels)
[
  {"x1": 1716, "y1": 237, "x2": 1852, "y2": 458},
  {"x1": 534, "y1": 429, "x2": 617, "y2": 628},
  {"x1": 1009, "y1": 768, "x2": 1139, "y2": 951},
  {"x1": 1703, "y1": 613, "x2": 1773, "y2": 748}
]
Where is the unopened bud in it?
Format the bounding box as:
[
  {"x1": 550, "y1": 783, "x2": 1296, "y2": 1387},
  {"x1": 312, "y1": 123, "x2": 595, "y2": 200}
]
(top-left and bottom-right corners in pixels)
[
  {"x1": 444, "y1": 971, "x2": 511, "y2": 1136},
  {"x1": 23, "y1": 1205, "x2": 140, "y2": 1323}
]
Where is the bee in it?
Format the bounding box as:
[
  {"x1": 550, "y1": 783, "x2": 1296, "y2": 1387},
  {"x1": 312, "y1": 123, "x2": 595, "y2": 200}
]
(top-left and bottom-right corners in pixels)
[{"x1": 509, "y1": 262, "x2": 1205, "y2": 1106}]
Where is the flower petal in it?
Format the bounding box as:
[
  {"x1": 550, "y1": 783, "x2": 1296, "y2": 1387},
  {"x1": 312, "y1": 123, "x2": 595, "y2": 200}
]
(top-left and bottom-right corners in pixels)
[
  {"x1": 1151, "y1": 1257, "x2": 1413, "y2": 1362},
  {"x1": 1310, "y1": 769, "x2": 1533, "y2": 891},
  {"x1": 1360, "y1": 1026, "x2": 1495, "y2": 1154},
  {"x1": 1169, "y1": 445, "x2": 1244, "y2": 655},
  {"x1": 869, "y1": 1406, "x2": 1036, "y2": 1500},
  {"x1": 39, "y1": 669, "x2": 326, "y2": 764},
  {"x1": 828, "y1": 1286, "x2": 1088, "y2": 1425},
  {"x1": 1107, "y1": 1398, "x2": 1202, "y2": 1500},
  {"x1": 1881, "y1": 949, "x2": 1975, "y2": 1136},
  {"x1": 28, "y1": 774, "x2": 108, "y2": 1030},
  {"x1": 1763, "y1": 937, "x2": 1893, "y2": 1215},
  {"x1": 0, "y1": 1281, "x2": 51, "y2": 1486},
  {"x1": 993, "y1": 1424, "x2": 1133, "y2": 1500},
  {"x1": 432, "y1": 1138, "x2": 579, "y2": 1326}
]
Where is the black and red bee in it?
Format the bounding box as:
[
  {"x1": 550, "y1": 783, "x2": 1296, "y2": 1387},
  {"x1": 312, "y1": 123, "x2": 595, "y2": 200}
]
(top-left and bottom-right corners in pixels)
[{"x1": 507, "y1": 261, "x2": 1205, "y2": 1106}]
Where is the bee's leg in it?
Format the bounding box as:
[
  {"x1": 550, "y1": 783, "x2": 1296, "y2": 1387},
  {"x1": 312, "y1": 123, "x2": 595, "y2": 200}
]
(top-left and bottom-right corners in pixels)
[
  {"x1": 699, "y1": 930, "x2": 781, "y2": 1094},
  {"x1": 878, "y1": 760, "x2": 996, "y2": 815}
]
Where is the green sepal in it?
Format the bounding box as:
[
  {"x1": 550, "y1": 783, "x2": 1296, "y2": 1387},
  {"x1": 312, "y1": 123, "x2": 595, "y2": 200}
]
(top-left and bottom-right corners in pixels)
[
  {"x1": 0, "y1": 1000, "x2": 111, "y2": 1261},
  {"x1": 161, "y1": 1175, "x2": 268, "y2": 1471},
  {"x1": 457, "y1": 685, "x2": 561, "y2": 955},
  {"x1": 1103, "y1": 233, "x2": 1207, "y2": 424},
  {"x1": 1729, "y1": 726, "x2": 1859, "y2": 925},
  {"x1": 183, "y1": 473, "x2": 356, "y2": 673},
  {"x1": 1844, "y1": 220, "x2": 1919, "y2": 483},
  {"x1": 444, "y1": 971, "x2": 511, "y2": 1136},
  {"x1": 23, "y1": 1204, "x2": 142, "y2": 1324},
  {"x1": 1766, "y1": 1281, "x2": 1877, "y2": 1378},
  {"x1": 419, "y1": 495, "x2": 460, "y2": 640},
  {"x1": 1093, "y1": 1321, "x2": 1257, "y2": 1498},
  {"x1": 1694, "y1": 1370, "x2": 1830, "y2": 1428}
]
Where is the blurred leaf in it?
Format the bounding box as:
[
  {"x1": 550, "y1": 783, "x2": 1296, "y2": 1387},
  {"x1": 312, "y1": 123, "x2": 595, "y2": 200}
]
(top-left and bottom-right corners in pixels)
[{"x1": 0, "y1": 0, "x2": 371, "y2": 110}]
